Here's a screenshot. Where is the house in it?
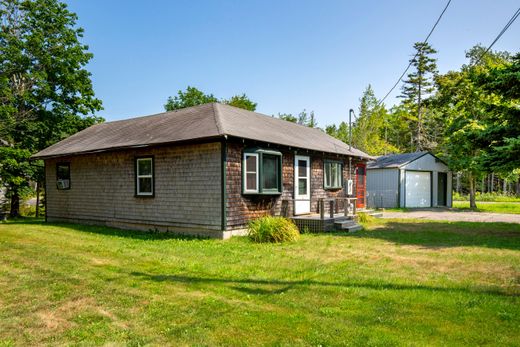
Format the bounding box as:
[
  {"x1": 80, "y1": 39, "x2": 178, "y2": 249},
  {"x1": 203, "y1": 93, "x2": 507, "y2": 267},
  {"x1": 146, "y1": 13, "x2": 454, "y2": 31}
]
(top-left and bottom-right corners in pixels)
[
  {"x1": 32, "y1": 103, "x2": 372, "y2": 238},
  {"x1": 366, "y1": 151, "x2": 452, "y2": 208}
]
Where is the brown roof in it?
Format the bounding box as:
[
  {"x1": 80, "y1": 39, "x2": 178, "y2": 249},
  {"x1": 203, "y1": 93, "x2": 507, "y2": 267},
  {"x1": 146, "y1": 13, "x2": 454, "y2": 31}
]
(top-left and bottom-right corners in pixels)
[{"x1": 32, "y1": 103, "x2": 372, "y2": 159}]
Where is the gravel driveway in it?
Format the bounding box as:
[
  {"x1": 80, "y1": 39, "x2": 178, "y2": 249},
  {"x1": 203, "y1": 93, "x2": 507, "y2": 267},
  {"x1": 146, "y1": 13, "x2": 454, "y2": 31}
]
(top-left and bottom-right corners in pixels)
[{"x1": 382, "y1": 208, "x2": 520, "y2": 224}]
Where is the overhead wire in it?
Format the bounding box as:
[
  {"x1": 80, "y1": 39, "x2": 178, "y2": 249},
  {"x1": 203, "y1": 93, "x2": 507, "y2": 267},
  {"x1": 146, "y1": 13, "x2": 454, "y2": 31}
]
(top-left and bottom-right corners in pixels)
[
  {"x1": 377, "y1": 0, "x2": 452, "y2": 106},
  {"x1": 471, "y1": 6, "x2": 520, "y2": 66}
]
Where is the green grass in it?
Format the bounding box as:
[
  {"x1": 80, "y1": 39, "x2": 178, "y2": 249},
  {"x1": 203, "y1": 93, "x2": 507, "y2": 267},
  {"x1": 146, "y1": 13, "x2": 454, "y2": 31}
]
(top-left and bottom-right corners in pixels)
[
  {"x1": 1, "y1": 218, "x2": 519, "y2": 346},
  {"x1": 453, "y1": 201, "x2": 520, "y2": 214},
  {"x1": 453, "y1": 192, "x2": 520, "y2": 202}
]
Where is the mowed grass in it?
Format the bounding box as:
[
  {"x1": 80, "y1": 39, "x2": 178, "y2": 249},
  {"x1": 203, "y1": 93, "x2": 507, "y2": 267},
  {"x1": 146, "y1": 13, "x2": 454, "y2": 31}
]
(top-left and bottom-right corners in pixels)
[
  {"x1": 453, "y1": 201, "x2": 520, "y2": 214},
  {"x1": 0, "y1": 219, "x2": 519, "y2": 346}
]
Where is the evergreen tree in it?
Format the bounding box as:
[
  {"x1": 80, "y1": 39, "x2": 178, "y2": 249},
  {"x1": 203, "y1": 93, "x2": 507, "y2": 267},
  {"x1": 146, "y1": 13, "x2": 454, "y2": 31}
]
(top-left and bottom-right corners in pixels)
[
  {"x1": 351, "y1": 85, "x2": 397, "y2": 155},
  {"x1": 400, "y1": 42, "x2": 438, "y2": 151}
]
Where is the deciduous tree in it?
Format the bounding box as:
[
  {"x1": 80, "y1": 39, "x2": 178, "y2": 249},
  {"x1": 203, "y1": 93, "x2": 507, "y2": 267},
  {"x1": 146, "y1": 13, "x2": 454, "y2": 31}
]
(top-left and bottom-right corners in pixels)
[{"x1": 0, "y1": 0, "x2": 103, "y2": 216}]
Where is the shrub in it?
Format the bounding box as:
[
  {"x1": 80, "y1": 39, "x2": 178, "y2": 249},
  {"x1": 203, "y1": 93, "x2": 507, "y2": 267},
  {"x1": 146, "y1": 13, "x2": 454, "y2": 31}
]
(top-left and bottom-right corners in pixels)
[
  {"x1": 247, "y1": 216, "x2": 300, "y2": 243},
  {"x1": 356, "y1": 212, "x2": 374, "y2": 224}
]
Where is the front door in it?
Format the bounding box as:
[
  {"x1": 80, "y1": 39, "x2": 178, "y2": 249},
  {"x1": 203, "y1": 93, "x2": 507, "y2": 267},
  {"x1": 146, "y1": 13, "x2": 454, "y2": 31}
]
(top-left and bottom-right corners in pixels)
[
  {"x1": 294, "y1": 155, "x2": 310, "y2": 215},
  {"x1": 437, "y1": 172, "x2": 447, "y2": 206},
  {"x1": 355, "y1": 163, "x2": 366, "y2": 209}
]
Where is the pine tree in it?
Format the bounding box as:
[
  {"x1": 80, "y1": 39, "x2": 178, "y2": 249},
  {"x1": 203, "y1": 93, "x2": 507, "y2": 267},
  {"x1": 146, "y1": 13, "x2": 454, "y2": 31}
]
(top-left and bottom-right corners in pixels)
[{"x1": 400, "y1": 42, "x2": 438, "y2": 151}]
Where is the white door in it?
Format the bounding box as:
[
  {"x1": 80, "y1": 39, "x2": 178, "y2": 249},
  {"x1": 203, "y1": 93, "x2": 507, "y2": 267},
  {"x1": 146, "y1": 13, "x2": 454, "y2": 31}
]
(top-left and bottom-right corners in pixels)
[
  {"x1": 294, "y1": 155, "x2": 311, "y2": 215},
  {"x1": 405, "y1": 171, "x2": 431, "y2": 208}
]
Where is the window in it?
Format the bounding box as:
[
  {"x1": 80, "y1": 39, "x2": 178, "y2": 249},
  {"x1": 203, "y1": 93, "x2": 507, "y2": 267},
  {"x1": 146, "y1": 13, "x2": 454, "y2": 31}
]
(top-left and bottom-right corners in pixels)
[
  {"x1": 244, "y1": 153, "x2": 259, "y2": 192},
  {"x1": 324, "y1": 161, "x2": 342, "y2": 189},
  {"x1": 56, "y1": 163, "x2": 70, "y2": 190},
  {"x1": 136, "y1": 157, "x2": 154, "y2": 197},
  {"x1": 243, "y1": 149, "x2": 282, "y2": 194}
]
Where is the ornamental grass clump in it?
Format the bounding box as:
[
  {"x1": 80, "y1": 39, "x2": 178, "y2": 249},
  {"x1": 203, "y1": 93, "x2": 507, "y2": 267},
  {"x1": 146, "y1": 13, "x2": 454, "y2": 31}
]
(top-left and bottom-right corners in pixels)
[{"x1": 247, "y1": 216, "x2": 300, "y2": 243}]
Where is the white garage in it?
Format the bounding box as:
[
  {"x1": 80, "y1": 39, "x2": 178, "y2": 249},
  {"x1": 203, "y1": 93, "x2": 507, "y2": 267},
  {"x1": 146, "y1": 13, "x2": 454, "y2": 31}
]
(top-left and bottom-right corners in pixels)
[{"x1": 366, "y1": 152, "x2": 452, "y2": 209}]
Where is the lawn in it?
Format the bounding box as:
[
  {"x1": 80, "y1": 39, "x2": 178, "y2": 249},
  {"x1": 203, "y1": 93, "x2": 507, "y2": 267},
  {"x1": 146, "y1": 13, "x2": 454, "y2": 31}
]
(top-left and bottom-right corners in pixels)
[
  {"x1": 0, "y1": 219, "x2": 519, "y2": 346},
  {"x1": 453, "y1": 201, "x2": 520, "y2": 214}
]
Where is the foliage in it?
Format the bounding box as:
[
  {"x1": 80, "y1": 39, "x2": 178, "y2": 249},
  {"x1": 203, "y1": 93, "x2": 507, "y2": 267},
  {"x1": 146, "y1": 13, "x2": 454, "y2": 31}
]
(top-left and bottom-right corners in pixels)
[
  {"x1": 453, "y1": 192, "x2": 520, "y2": 202},
  {"x1": 434, "y1": 46, "x2": 512, "y2": 208},
  {"x1": 0, "y1": 0, "x2": 103, "y2": 216},
  {"x1": 164, "y1": 86, "x2": 257, "y2": 111},
  {"x1": 164, "y1": 86, "x2": 218, "y2": 111},
  {"x1": 247, "y1": 216, "x2": 300, "y2": 243},
  {"x1": 356, "y1": 212, "x2": 375, "y2": 224},
  {"x1": 325, "y1": 121, "x2": 349, "y2": 143},
  {"x1": 352, "y1": 85, "x2": 397, "y2": 155},
  {"x1": 278, "y1": 109, "x2": 317, "y2": 128},
  {"x1": 475, "y1": 53, "x2": 520, "y2": 173},
  {"x1": 222, "y1": 93, "x2": 257, "y2": 111},
  {"x1": 277, "y1": 113, "x2": 297, "y2": 123},
  {"x1": 452, "y1": 201, "x2": 520, "y2": 214},
  {"x1": 1, "y1": 219, "x2": 519, "y2": 345},
  {"x1": 399, "y1": 42, "x2": 438, "y2": 151}
]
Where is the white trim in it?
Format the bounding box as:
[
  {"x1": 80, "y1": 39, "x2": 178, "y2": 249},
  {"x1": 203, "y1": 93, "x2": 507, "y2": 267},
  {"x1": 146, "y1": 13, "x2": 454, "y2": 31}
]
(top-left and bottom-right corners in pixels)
[
  {"x1": 324, "y1": 161, "x2": 342, "y2": 189},
  {"x1": 243, "y1": 153, "x2": 259, "y2": 193},
  {"x1": 136, "y1": 158, "x2": 153, "y2": 196},
  {"x1": 294, "y1": 155, "x2": 311, "y2": 215}
]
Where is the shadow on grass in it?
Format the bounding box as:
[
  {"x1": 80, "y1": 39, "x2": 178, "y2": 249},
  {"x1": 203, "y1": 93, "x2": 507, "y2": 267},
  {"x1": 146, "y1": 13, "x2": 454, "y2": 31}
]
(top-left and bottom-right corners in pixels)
[
  {"x1": 130, "y1": 271, "x2": 518, "y2": 297},
  {"x1": 350, "y1": 220, "x2": 520, "y2": 251},
  {"x1": 3, "y1": 218, "x2": 207, "y2": 241}
]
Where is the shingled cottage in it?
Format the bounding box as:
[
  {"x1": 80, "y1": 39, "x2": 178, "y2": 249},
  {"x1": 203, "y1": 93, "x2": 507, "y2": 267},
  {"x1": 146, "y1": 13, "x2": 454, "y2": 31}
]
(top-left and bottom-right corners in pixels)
[{"x1": 32, "y1": 103, "x2": 371, "y2": 238}]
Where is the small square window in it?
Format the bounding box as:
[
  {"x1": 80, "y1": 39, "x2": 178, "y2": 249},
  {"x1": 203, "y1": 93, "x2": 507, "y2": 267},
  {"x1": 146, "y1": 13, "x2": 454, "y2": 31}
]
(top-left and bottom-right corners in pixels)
[
  {"x1": 136, "y1": 157, "x2": 154, "y2": 197},
  {"x1": 56, "y1": 163, "x2": 70, "y2": 190}
]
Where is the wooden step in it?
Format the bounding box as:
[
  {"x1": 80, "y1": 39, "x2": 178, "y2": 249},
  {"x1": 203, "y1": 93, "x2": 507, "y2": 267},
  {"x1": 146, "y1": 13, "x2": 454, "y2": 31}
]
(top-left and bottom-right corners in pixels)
[{"x1": 334, "y1": 220, "x2": 363, "y2": 232}]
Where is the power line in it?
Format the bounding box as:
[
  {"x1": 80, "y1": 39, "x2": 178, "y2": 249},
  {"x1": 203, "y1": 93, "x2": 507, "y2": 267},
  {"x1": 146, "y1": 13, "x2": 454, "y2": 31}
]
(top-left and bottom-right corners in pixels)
[
  {"x1": 472, "y1": 6, "x2": 520, "y2": 66},
  {"x1": 378, "y1": 0, "x2": 452, "y2": 106}
]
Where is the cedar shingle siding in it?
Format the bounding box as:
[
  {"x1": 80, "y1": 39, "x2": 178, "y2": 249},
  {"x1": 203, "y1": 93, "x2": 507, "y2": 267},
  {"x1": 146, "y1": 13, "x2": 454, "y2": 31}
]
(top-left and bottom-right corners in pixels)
[
  {"x1": 225, "y1": 141, "x2": 363, "y2": 230},
  {"x1": 45, "y1": 142, "x2": 223, "y2": 236},
  {"x1": 36, "y1": 103, "x2": 371, "y2": 238}
]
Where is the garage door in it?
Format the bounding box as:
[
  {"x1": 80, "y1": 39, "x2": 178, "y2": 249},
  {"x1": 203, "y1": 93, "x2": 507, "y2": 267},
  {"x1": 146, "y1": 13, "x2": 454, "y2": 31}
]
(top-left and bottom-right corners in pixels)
[{"x1": 405, "y1": 171, "x2": 431, "y2": 208}]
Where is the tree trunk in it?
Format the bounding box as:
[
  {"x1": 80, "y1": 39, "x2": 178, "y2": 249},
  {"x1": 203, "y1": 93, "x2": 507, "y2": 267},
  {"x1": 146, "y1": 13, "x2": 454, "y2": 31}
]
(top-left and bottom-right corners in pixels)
[
  {"x1": 9, "y1": 188, "x2": 20, "y2": 218},
  {"x1": 35, "y1": 181, "x2": 40, "y2": 218},
  {"x1": 456, "y1": 172, "x2": 461, "y2": 194},
  {"x1": 490, "y1": 173, "x2": 494, "y2": 193},
  {"x1": 503, "y1": 179, "x2": 507, "y2": 195},
  {"x1": 468, "y1": 173, "x2": 477, "y2": 209},
  {"x1": 481, "y1": 176, "x2": 485, "y2": 193}
]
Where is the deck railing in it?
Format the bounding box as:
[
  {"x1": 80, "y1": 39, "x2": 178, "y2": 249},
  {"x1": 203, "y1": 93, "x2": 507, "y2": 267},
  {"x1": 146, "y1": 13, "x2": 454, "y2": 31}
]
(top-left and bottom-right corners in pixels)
[{"x1": 281, "y1": 197, "x2": 357, "y2": 220}]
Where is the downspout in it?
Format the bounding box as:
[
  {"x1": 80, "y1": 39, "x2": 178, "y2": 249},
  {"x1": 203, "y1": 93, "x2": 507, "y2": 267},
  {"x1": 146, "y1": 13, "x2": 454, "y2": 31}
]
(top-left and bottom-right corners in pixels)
[{"x1": 221, "y1": 136, "x2": 227, "y2": 232}]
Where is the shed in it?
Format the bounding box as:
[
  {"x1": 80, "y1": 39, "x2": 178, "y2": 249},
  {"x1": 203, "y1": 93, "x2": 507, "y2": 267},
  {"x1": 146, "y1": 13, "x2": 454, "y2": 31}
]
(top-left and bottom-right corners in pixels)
[{"x1": 366, "y1": 151, "x2": 452, "y2": 208}]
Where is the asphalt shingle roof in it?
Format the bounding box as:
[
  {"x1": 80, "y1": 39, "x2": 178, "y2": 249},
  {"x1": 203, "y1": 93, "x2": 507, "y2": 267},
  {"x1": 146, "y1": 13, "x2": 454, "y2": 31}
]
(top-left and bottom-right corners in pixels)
[
  {"x1": 32, "y1": 103, "x2": 372, "y2": 159},
  {"x1": 367, "y1": 151, "x2": 429, "y2": 169}
]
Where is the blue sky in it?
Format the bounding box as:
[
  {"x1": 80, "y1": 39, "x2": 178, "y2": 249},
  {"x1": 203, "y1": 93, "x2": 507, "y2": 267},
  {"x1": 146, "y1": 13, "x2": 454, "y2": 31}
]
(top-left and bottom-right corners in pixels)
[{"x1": 65, "y1": 0, "x2": 520, "y2": 126}]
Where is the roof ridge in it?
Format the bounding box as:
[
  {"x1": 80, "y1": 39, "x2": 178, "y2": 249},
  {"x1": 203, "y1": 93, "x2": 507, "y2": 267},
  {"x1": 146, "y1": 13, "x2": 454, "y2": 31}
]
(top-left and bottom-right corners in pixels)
[
  {"x1": 216, "y1": 102, "x2": 329, "y2": 132},
  {"x1": 212, "y1": 103, "x2": 224, "y2": 135}
]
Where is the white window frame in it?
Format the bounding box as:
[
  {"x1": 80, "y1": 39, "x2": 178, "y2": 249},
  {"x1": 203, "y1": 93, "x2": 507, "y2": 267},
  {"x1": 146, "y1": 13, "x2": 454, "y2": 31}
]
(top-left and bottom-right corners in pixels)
[
  {"x1": 243, "y1": 153, "x2": 259, "y2": 194},
  {"x1": 324, "y1": 161, "x2": 343, "y2": 190},
  {"x1": 136, "y1": 157, "x2": 154, "y2": 196}
]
